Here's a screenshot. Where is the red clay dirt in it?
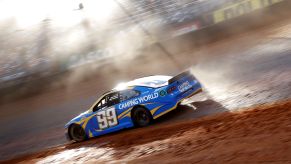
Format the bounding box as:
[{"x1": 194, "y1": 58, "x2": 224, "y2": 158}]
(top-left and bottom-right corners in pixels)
[{"x1": 3, "y1": 100, "x2": 291, "y2": 163}]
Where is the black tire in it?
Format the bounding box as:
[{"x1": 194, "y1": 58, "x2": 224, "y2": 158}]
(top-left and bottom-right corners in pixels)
[
  {"x1": 69, "y1": 124, "x2": 87, "y2": 142},
  {"x1": 132, "y1": 107, "x2": 153, "y2": 127}
]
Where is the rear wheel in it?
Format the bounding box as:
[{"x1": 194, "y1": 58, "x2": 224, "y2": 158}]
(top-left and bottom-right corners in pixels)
[
  {"x1": 69, "y1": 124, "x2": 86, "y2": 142},
  {"x1": 132, "y1": 107, "x2": 153, "y2": 127}
]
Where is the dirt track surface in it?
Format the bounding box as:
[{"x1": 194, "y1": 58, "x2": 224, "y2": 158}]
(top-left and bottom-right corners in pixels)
[
  {"x1": 1, "y1": 7, "x2": 291, "y2": 163},
  {"x1": 5, "y1": 100, "x2": 291, "y2": 163}
]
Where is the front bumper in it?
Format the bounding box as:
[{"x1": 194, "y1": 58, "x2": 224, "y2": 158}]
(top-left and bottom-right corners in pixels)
[{"x1": 65, "y1": 130, "x2": 72, "y2": 141}]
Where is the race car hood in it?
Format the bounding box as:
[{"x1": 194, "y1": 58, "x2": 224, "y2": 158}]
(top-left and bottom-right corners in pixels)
[{"x1": 65, "y1": 110, "x2": 91, "y2": 128}]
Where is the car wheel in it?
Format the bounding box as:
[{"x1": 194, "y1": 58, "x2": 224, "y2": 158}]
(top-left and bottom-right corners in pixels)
[
  {"x1": 132, "y1": 107, "x2": 153, "y2": 127},
  {"x1": 69, "y1": 124, "x2": 86, "y2": 142}
]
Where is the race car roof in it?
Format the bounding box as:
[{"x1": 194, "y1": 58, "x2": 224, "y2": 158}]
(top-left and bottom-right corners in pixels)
[{"x1": 114, "y1": 75, "x2": 172, "y2": 90}]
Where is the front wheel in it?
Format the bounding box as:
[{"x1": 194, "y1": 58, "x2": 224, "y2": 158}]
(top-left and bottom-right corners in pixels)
[
  {"x1": 132, "y1": 107, "x2": 153, "y2": 127},
  {"x1": 69, "y1": 124, "x2": 87, "y2": 142}
]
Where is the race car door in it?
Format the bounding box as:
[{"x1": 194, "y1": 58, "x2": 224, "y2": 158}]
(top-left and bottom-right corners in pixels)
[{"x1": 92, "y1": 92, "x2": 120, "y2": 132}]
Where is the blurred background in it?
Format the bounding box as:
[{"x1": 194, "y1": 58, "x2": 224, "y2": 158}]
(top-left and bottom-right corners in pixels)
[{"x1": 1, "y1": 0, "x2": 286, "y2": 101}]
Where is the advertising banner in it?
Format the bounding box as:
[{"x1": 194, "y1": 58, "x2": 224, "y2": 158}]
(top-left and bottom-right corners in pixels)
[{"x1": 212, "y1": 0, "x2": 284, "y2": 24}]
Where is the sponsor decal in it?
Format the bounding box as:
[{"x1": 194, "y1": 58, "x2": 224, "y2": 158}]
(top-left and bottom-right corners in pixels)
[
  {"x1": 178, "y1": 81, "x2": 192, "y2": 93},
  {"x1": 172, "y1": 21, "x2": 200, "y2": 37},
  {"x1": 159, "y1": 90, "x2": 167, "y2": 97},
  {"x1": 119, "y1": 92, "x2": 159, "y2": 109},
  {"x1": 213, "y1": 0, "x2": 284, "y2": 23}
]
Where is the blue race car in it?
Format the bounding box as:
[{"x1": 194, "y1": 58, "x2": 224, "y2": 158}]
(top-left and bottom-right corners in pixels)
[{"x1": 65, "y1": 71, "x2": 202, "y2": 142}]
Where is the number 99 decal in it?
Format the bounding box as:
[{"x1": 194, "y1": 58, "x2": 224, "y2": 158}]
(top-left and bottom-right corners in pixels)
[{"x1": 96, "y1": 107, "x2": 118, "y2": 129}]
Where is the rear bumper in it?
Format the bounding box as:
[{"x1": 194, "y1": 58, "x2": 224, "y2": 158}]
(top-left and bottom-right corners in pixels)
[
  {"x1": 184, "y1": 87, "x2": 203, "y2": 99},
  {"x1": 175, "y1": 79, "x2": 202, "y2": 99}
]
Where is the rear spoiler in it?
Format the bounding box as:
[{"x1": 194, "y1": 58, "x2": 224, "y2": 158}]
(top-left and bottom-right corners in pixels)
[{"x1": 168, "y1": 70, "x2": 193, "y2": 84}]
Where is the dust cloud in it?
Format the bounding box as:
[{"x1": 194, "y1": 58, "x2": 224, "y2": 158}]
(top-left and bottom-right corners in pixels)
[
  {"x1": 0, "y1": 0, "x2": 159, "y2": 95},
  {"x1": 1, "y1": 0, "x2": 285, "y2": 100}
]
